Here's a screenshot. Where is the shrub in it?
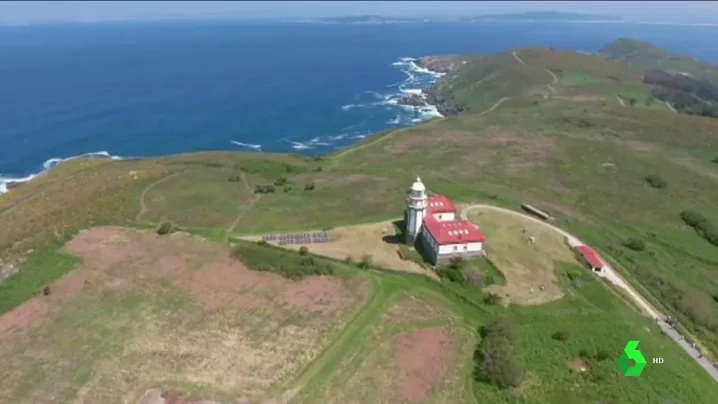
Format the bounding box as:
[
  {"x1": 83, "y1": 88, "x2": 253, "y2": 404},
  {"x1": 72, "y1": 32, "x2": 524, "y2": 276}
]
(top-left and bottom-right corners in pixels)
[
  {"x1": 477, "y1": 317, "x2": 523, "y2": 389},
  {"x1": 156, "y1": 222, "x2": 176, "y2": 236},
  {"x1": 440, "y1": 267, "x2": 465, "y2": 284},
  {"x1": 680, "y1": 210, "x2": 708, "y2": 229},
  {"x1": 448, "y1": 256, "x2": 465, "y2": 269},
  {"x1": 343, "y1": 256, "x2": 354, "y2": 265},
  {"x1": 465, "y1": 271, "x2": 485, "y2": 288},
  {"x1": 283, "y1": 186, "x2": 292, "y2": 192},
  {"x1": 257, "y1": 240, "x2": 268, "y2": 246},
  {"x1": 41, "y1": 286, "x2": 51, "y2": 296},
  {"x1": 552, "y1": 330, "x2": 571, "y2": 341},
  {"x1": 254, "y1": 184, "x2": 276, "y2": 194},
  {"x1": 274, "y1": 177, "x2": 288, "y2": 186},
  {"x1": 483, "y1": 293, "x2": 502, "y2": 305},
  {"x1": 579, "y1": 349, "x2": 590, "y2": 358},
  {"x1": 231, "y1": 242, "x2": 335, "y2": 279},
  {"x1": 712, "y1": 157, "x2": 718, "y2": 164},
  {"x1": 644, "y1": 174, "x2": 667, "y2": 189},
  {"x1": 622, "y1": 237, "x2": 646, "y2": 251},
  {"x1": 628, "y1": 97, "x2": 638, "y2": 106},
  {"x1": 595, "y1": 350, "x2": 610, "y2": 361},
  {"x1": 298, "y1": 246, "x2": 309, "y2": 255},
  {"x1": 304, "y1": 182, "x2": 316, "y2": 191},
  {"x1": 358, "y1": 254, "x2": 372, "y2": 269}
]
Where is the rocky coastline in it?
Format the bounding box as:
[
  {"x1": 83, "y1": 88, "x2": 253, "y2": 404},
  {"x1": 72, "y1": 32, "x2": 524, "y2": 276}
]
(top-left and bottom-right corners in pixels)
[{"x1": 395, "y1": 56, "x2": 467, "y2": 117}]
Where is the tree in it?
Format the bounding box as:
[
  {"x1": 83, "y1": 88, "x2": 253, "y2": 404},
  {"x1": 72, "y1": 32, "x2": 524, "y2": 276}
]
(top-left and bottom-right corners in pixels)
[
  {"x1": 298, "y1": 246, "x2": 309, "y2": 255},
  {"x1": 274, "y1": 177, "x2": 288, "y2": 186},
  {"x1": 579, "y1": 349, "x2": 590, "y2": 358},
  {"x1": 552, "y1": 330, "x2": 571, "y2": 341},
  {"x1": 628, "y1": 97, "x2": 638, "y2": 107}
]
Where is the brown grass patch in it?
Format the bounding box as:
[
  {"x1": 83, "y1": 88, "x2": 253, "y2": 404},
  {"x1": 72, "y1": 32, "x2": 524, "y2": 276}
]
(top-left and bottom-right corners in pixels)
[
  {"x1": 392, "y1": 328, "x2": 456, "y2": 402},
  {"x1": 468, "y1": 208, "x2": 577, "y2": 305},
  {"x1": 250, "y1": 221, "x2": 437, "y2": 280},
  {"x1": 0, "y1": 226, "x2": 370, "y2": 403},
  {"x1": 568, "y1": 358, "x2": 592, "y2": 374}
]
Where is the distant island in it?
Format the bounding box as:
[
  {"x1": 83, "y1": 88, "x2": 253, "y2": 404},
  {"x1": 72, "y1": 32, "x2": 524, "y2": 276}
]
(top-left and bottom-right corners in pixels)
[{"x1": 298, "y1": 12, "x2": 621, "y2": 24}]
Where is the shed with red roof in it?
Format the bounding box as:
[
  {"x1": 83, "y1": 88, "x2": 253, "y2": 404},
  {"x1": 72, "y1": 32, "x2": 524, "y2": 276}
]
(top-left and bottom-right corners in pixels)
[{"x1": 575, "y1": 245, "x2": 605, "y2": 272}]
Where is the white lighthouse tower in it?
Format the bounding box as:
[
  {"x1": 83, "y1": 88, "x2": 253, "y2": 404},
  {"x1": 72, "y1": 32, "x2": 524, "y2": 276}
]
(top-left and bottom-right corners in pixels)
[{"x1": 405, "y1": 176, "x2": 428, "y2": 245}]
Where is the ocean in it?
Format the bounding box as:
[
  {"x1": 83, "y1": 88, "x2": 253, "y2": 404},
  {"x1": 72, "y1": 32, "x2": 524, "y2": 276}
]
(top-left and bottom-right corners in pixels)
[{"x1": 2, "y1": 20, "x2": 718, "y2": 193}]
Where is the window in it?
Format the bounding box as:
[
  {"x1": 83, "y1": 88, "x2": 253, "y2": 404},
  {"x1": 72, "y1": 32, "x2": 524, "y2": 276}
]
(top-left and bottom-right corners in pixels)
[
  {"x1": 463, "y1": 244, "x2": 468, "y2": 250},
  {"x1": 453, "y1": 245, "x2": 458, "y2": 251}
]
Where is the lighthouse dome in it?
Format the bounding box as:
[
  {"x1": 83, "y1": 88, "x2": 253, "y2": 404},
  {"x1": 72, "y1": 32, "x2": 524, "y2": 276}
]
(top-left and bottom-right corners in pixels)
[{"x1": 410, "y1": 176, "x2": 426, "y2": 192}]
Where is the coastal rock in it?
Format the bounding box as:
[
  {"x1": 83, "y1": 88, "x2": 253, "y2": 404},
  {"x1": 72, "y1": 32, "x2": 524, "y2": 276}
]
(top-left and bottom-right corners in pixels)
[
  {"x1": 424, "y1": 90, "x2": 466, "y2": 117},
  {"x1": 415, "y1": 56, "x2": 456, "y2": 74},
  {"x1": 396, "y1": 93, "x2": 428, "y2": 107}
]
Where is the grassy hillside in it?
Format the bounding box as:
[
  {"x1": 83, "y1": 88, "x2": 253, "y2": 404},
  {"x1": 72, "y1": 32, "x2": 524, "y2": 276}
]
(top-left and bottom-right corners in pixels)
[
  {"x1": 598, "y1": 37, "x2": 718, "y2": 85},
  {"x1": 2, "y1": 44, "x2": 718, "y2": 402},
  {"x1": 429, "y1": 46, "x2": 665, "y2": 114}
]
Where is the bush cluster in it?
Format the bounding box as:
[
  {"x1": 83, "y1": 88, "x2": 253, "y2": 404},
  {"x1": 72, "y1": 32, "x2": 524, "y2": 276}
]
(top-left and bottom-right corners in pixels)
[
  {"x1": 476, "y1": 317, "x2": 524, "y2": 389},
  {"x1": 254, "y1": 184, "x2": 276, "y2": 194},
  {"x1": 622, "y1": 236, "x2": 646, "y2": 251},
  {"x1": 156, "y1": 221, "x2": 178, "y2": 235},
  {"x1": 231, "y1": 242, "x2": 335, "y2": 279},
  {"x1": 644, "y1": 174, "x2": 668, "y2": 189},
  {"x1": 680, "y1": 210, "x2": 718, "y2": 246}
]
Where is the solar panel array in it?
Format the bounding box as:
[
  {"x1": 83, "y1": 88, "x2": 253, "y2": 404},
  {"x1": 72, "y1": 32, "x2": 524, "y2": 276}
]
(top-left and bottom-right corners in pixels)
[{"x1": 262, "y1": 232, "x2": 331, "y2": 245}]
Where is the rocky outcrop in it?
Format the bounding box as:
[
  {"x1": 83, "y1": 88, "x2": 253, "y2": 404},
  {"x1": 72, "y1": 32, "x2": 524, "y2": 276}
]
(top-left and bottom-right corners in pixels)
[
  {"x1": 396, "y1": 93, "x2": 427, "y2": 107},
  {"x1": 424, "y1": 90, "x2": 467, "y2": 116},
  {"x1": 415, "y1": 56, "x2": 457, "y2": 74}
]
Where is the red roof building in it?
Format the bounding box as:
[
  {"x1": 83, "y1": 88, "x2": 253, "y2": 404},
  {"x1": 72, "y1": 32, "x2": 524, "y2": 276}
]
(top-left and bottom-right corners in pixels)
[
  {"x1": 575, "y1": 245, "x2": 604, "y2": 269},
  {"x1": 427, "y1": 195, "x2": 457, "y2": 214},
  {"x1": 424, "y1": 216, "x2": 486, "y2": 245}
]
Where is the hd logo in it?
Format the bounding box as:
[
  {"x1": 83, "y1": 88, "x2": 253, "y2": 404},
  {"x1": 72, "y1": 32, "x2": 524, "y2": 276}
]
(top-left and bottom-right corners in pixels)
[{"x1": 618, "y1": 340, "x2": 648, "y2": 376}]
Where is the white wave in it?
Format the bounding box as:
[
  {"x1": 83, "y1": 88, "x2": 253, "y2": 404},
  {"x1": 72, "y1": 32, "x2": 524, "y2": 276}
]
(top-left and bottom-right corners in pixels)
[
  {"x1": 308, "y1": 137, "x2": 331, "y2": 146},
  {"x1": 289, "y1": 141, "x2": 312, "y2": 151},
  {"x1": 400, "y1": 88, "x2": 424, "y2": 96},
  {"x1": 386, "y1": 115, "x2": 401, "y2": 125},
  {"x1": 0, "y1": 150, "x2": 123, "y2": 194},
  {"x1": 231, "y1": 140, "x2": 262, "y2": 150},
  {"x1": 351, "y1": 134, "x2": 367, "y2": 139}
]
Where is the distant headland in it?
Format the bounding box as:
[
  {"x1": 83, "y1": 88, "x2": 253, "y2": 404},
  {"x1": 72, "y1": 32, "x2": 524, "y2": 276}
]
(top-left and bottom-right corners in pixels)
[{"x1": 295, "y1": 12, "x2": 622, "y2": 25}]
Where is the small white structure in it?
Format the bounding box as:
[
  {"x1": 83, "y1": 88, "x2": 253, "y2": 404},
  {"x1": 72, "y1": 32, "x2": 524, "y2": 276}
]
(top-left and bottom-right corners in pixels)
[{"x1": 405, "y1": 177, "x2": 486, "y2": 265}]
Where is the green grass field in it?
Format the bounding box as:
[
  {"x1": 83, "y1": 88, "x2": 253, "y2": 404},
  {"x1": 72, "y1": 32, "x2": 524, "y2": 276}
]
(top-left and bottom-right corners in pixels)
[{"x1": 2, "y1": 44, "x2": 718, "y2": 402}]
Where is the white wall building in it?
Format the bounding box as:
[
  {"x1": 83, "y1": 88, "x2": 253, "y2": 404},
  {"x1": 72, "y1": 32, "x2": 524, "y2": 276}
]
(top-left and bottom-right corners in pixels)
[{"x1": 405, "y1": 177, "x2": 486, "y2": 265}]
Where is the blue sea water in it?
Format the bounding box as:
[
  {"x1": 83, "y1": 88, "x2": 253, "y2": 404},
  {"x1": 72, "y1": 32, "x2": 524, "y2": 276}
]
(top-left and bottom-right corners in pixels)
[{"x1": 2, "y1": 20, "x2": 718, "y2": 192}]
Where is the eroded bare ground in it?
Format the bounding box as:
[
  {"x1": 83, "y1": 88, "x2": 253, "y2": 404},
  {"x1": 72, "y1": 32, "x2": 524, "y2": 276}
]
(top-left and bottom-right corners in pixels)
[
  {"x1": 246, "y1": 221, "x2": 438, "y2": 280},
  {"x1": 0, "y1": 226, "x2": 371, "y2": 404}
]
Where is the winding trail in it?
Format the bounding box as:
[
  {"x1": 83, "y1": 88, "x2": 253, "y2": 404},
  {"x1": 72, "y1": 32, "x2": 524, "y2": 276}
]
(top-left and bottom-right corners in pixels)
[
  {"x1": 544, "y1": 69, "x2": 558, "y2": 93},
  {"x1": 136, "y1": 171, "x2": 187, "y2": 222},
  {"x1": 226, "y1": 170, "x2": 260, "y2": 237},
  {"x1": 460, "y1": 203, "x2": 718, "y2": 381},
  {"x1": 511, "y1": 51, "x2": 525, "y2": 65},
  {"x1": 665, "y1": 101, "x2": 677, "y2": 113},
  {"x1": 616, "y1": 95, "x2": 626, "y2": 106}
]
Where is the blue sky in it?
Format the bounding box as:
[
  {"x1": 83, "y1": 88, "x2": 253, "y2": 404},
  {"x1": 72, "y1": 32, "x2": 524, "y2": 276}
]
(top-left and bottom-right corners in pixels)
[{"x1": 1, "y1": 1, "x2": 717, "y2": 24}]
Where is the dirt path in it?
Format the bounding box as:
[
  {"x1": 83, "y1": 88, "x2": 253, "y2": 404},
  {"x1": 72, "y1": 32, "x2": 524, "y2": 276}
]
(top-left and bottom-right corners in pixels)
[
  {"x1": 666, "y1": 101, "x2": 677, "y2": 113},
  {"x1": 511, "y1": 51, "x2": 525, "y2": 65},
  {"x1": 135, "y1": 171, "x2": 187, "y2": 222},
  {"x1": 616, "y1": 95, "x2": 626, "y2": 106},
  {"x1": 226, "y1": 170, "x2": 259, "y2": 237},
  {"x1": 460, "y1": 203, "x2": 718, "y2": 382},
  {"x1": 544, "y1": 69, "x2": 558, "y2": 93}
]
